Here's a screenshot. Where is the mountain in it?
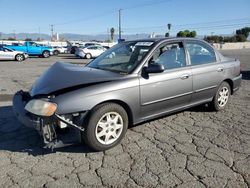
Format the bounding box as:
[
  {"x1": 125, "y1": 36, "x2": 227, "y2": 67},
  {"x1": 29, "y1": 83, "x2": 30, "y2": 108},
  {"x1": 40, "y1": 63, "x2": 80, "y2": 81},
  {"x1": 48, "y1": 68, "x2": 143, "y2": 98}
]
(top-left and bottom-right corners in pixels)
[
  {"x1": 0, "y1": 32, "x2": 150, "y2": 41},
  {"x1": 1, "y1": 32, "x2": 248, "y2": 41}
]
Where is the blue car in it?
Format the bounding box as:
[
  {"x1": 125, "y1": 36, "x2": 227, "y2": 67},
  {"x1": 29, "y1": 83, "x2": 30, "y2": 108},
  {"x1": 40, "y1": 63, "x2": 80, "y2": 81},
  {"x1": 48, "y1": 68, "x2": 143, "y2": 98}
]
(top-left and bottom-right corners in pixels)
[{"x1": 5, "y1": 41, "x2": 54, "y2": 58}]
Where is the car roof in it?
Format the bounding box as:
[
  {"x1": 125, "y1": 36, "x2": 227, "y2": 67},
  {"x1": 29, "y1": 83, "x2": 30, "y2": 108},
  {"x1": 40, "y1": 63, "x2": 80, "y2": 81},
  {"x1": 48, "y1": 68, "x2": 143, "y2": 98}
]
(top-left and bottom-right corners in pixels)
[{"x1": 128, "y1": 37, "x2": 205, "y2": 43}]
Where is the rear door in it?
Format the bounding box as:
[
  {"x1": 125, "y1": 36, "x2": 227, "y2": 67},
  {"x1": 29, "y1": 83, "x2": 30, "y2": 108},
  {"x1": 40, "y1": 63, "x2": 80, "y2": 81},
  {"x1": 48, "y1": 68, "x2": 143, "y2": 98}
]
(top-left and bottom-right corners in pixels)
[
  {"x1": 185, "y1": 40, "x2": 225, "y2": 104},
  {"x1": 87, "y1": 46, "x2": 99, "y2": 57},
  {"x1": 139, "y1": 41, "x2": 193, "y2": 119}
]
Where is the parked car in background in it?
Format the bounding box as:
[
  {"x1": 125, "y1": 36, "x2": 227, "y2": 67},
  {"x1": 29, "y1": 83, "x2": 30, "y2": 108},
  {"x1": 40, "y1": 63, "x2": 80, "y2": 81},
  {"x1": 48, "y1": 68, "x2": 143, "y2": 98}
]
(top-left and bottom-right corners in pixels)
[
  {"x1": 0, "y1": 45, "x2": 28, "y2": 61},
  {"x1": 69, "y1": 46, "x2": 78, "y2": 54},
  {"x1": 52, "y1": 46, "x2": 68, "y2": 55},
  {"x1": 5, "y1": 41, "x2": 53, "y2": 58},
  {"x1": 75, "y1": 45, "x2": 106, "y2": 59},
  {"x1": 13, "y1": 38, "x2": 241, "y2": 151},
  {"x1": 84, "y1": 42, "x2": 98, "y2": 47}
]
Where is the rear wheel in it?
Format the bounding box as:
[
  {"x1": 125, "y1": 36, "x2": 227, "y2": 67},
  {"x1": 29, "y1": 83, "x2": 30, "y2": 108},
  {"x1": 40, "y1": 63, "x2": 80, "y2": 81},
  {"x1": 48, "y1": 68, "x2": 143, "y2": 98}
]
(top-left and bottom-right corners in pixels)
[
  {"x1": 211, "y1": 82, "x2": 231, "y2": 111},
  {"x1": 42, "y1": 50, "x2": 50, "y2": 58},
  {"x1": 85, "y1": 53, "x2": 92, "y2": 59},
  {"x1": 15, "y1": 54, "x2": 24, "y2": 61},
  {"x1": 83, "y1": 103, "x2": 128, "y2": 151}
]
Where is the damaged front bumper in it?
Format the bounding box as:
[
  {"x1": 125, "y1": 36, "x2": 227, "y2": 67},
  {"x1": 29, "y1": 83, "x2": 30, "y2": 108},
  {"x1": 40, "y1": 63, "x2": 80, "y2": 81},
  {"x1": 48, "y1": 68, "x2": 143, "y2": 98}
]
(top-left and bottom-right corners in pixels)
[{"x1": 13, "y1": 90, "x2": 87, "y2": 150}]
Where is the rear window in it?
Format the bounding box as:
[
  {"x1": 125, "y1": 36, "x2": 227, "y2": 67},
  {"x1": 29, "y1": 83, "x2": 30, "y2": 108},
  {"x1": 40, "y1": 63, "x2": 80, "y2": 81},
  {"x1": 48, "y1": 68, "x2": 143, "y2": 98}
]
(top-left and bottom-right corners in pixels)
[{"x1": 186, "y1": 42, "x2": 216, "y2": 65}]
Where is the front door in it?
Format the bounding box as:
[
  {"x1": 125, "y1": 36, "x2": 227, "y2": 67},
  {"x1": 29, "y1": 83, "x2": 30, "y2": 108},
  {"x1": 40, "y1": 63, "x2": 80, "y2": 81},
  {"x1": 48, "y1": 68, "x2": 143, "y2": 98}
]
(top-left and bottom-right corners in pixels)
[
  {"x1": 27, "y1": 42, "x2": 41, "y2": 55},
  {"x1": 139, "y1": 42, "x2": 193, "y2": 119}
]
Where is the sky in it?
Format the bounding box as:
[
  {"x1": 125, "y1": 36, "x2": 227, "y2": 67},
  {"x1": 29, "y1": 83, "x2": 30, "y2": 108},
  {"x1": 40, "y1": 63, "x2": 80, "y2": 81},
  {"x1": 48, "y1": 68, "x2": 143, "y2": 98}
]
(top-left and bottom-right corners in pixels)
[{"x1": 0, "y1": 0, "x2": 249, "y2": 36}]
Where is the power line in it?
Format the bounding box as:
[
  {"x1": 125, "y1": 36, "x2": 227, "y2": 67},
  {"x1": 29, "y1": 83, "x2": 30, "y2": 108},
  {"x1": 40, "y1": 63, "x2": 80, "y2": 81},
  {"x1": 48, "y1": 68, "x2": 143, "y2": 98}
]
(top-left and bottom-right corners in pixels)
[
  {"x1": 50, "y1": 0, "x2": 171, "y2": 27},
  {"x1": 123, "y1": 0, "x2": 172, "y2": 10},
  {"x1": 122, "y1": 18, "x2": 250, "y2": 31}
]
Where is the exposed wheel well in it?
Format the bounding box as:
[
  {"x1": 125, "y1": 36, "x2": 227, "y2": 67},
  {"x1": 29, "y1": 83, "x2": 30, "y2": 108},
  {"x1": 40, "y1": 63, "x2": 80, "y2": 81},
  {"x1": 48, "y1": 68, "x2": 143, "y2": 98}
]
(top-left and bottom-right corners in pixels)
[
  {"x1": 94, "y1": 100, "x2": 134, "y2": 127},
  {"x1": 223, "y1": 79, "x2": 234, "y2": 94}
]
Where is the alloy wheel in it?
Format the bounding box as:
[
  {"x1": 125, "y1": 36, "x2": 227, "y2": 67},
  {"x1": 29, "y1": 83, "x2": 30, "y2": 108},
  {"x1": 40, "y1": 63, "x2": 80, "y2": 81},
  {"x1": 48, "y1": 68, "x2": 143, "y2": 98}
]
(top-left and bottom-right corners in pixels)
[
  {"x1": 95, "y1": 112, "x2": 123, "y2": 145},
  {"x1": 218, "y1": 86, "x2": 229, "y2": 107}
]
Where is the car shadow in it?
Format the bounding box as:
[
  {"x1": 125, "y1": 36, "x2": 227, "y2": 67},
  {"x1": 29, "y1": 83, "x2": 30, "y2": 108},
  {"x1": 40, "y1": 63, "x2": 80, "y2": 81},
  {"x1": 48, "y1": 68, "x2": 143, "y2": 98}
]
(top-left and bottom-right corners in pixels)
[
  {"x1": 241, "y1": 70, "x2": 250, "y2": 80},
  {"x1": 60, "y1": 56, "x2": 81, "y2": 59},
  {"x1": 0, "y1": 105, "x2": 92, "y2": 156}
]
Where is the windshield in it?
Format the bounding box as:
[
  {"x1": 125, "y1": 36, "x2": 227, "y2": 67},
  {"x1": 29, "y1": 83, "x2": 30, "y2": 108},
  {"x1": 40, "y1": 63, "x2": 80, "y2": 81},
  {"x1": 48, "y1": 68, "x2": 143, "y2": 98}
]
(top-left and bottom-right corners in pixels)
[{"x1": 87, "y1": 41, "x2": 153, "y2": 74}]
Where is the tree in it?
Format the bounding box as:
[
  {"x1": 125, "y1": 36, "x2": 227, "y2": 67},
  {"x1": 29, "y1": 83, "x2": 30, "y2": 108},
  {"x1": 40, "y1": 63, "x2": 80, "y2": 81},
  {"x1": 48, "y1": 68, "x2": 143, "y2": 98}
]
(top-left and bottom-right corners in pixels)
[
  {"x1": 176, "y1": 30, "x2": 197, "y2": 38},
  {"x1": 189, "y1": 31, "x2": 197, "y2": 38},
  {"x1": 110, "y1": 27, "x2": 115, "y2": 41},
  {"x1": 236, "y1": 34, "x2": 247, "y2": 42},
  {"x1": 177, "y1": 31, "x2": 185, "y2": 37},
  {"x1": 25, "y1": 38, "x2": 32, "y2": 41},
  {"x1": 7, "y1": 37, "x2": 16, "y2": 41},
  {"x1": 236, "y1": 27, "x2": 250, "y2": 38}
]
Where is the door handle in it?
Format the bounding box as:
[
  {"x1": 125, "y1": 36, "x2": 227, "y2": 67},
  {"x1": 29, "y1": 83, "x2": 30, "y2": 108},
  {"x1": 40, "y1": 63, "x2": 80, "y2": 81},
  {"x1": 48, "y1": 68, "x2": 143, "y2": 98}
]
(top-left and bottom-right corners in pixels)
[
  {"x1": 217, "y1": 68, "x2": 224, "y2": 72},
  {"x1": 180, "y1": 74, "x2": 190, "y2": 80}
]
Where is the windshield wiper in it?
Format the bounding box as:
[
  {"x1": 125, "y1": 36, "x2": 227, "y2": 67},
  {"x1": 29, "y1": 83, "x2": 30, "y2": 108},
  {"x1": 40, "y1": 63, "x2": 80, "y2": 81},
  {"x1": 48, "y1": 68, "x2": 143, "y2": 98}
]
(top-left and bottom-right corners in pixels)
[{"x1": 98, "y1": 66, "x2": 127, "y2": 74}]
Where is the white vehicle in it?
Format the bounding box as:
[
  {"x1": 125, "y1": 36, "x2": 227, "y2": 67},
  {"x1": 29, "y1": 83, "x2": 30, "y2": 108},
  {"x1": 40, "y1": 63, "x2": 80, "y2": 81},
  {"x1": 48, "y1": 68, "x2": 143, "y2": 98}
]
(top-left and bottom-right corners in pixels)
[
  {"x1": 0, "y1": 46, "x2": 28, "y2": 61},
  {"x1": 75, "y1": 45, "x2": 106, "y2": 59},
  {"x1": 52, "y1": 46, "x2": 68, "y2": 55}
]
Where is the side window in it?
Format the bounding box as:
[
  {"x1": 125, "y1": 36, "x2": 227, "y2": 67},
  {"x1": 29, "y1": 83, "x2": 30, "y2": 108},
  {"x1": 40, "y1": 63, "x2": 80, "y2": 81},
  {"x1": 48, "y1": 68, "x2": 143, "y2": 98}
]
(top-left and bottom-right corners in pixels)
[
  {"x1": 88, "y1": 46, "x2": 97, "y2": 50},
  {"x1": 186, "y1": 42, "x2": 216, "y2": 65},
  {"x1": 150, "y1": 42, "x2": 186, "y2": 70}
]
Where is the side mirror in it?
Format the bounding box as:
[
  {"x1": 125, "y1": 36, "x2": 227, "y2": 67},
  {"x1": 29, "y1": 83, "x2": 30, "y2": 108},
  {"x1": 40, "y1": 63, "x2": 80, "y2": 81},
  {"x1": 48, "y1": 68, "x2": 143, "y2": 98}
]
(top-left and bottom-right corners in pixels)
[{"x1": 143, "y1": 63, "x2": 164, "y2": 74}]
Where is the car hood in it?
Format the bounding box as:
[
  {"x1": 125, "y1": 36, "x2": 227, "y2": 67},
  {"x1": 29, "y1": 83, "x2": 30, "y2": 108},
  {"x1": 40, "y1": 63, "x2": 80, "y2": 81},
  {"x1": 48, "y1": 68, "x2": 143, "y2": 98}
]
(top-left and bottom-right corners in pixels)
[{"x1": 30, "y1": 62, "x2": 124, "y2": 96}]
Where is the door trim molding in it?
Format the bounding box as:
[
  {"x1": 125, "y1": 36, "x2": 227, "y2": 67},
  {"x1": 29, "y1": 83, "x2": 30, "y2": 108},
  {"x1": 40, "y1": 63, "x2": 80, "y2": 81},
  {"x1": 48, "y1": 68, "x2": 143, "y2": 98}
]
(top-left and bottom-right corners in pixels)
[{"x1": 141, "y1": 91, "x2": 193, "y2": 106}]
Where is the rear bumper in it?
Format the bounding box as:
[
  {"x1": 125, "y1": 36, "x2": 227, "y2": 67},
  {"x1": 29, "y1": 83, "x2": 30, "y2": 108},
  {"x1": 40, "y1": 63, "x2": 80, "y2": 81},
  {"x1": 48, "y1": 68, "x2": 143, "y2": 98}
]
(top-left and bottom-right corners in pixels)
[{"x1": 232, "y1": 74, "x2": 242, "y2": 93}]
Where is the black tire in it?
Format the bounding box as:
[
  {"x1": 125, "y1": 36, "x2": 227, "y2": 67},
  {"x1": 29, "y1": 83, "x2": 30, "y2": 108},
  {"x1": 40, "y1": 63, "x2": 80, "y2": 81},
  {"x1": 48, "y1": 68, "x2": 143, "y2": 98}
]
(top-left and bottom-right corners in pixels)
[
  {"x1": 42, "y1": 50, "x2": 50, "y2": 58},
  {"x1": 15, "y1": 54, "x2": 24, "y2": 61},
  {"x1": 83, "y1": 103, "x2": 128, "y2": 151},
  {"x1": 210, "y1": 81, "x2": 231, "y2": 111},
  {"x1": 53, "y1": 50, "x2": 59, "y2": 56},
  {"x1": 85, "y1": 53, "x2": 92, "y2": 59}
]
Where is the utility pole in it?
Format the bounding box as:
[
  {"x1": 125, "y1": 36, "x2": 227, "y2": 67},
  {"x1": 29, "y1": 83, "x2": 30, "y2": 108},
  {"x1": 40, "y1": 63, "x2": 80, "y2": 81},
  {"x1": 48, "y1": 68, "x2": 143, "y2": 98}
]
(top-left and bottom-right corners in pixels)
[
  {"x1": 38, "y1": 27, "x2": 41, "y2": 40},
  {"x1": 50, "y1": 24, "x2": 54, "y2": 41},
  {"x1": 107, "y1": 28, "x2": 110, "y2": 41},
  {"x1": 118, "y1": 9, "x2": 122, "y2": 40}
]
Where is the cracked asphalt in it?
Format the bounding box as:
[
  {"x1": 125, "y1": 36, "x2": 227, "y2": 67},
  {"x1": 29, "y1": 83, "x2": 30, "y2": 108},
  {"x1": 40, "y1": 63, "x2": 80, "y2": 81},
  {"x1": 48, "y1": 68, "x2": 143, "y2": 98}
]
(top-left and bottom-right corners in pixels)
[{"x1": 0, "y1": 50, "x2": 250, "y2": 187}]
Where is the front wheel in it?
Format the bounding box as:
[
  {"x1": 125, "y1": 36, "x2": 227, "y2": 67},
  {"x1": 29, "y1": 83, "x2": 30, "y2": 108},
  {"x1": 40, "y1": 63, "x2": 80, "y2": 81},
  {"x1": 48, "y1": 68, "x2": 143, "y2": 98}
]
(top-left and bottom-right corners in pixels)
[
  {"x1": 211, "y1": 82, "x2": 231, "y2": 111},
  {"x1": 53, "y1": 50, "x2": 59, "y2": 56},
  {"x1": 42, "y1": 51, "x2": 50, "y2": 58},
  {"x1": 83, "y1": 103, "x2": 128, "y2": 151},
  {"x1": 15, "y1": 54, "x2": 25, "y2": 61}
]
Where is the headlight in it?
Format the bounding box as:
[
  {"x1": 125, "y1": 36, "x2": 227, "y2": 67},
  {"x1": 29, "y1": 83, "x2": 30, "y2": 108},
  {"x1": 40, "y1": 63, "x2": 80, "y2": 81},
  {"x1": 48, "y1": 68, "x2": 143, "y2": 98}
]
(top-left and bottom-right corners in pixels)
[{"x1": 25, "y1": 99, "x2": 57, "y2": 117}]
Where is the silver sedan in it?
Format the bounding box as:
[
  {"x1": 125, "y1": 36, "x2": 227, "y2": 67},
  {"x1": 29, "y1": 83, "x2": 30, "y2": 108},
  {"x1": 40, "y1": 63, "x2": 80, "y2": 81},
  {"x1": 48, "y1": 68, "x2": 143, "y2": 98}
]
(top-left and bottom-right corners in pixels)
[{"x1": 0, "y1": 46, "x2": 28, "y2": 61}]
